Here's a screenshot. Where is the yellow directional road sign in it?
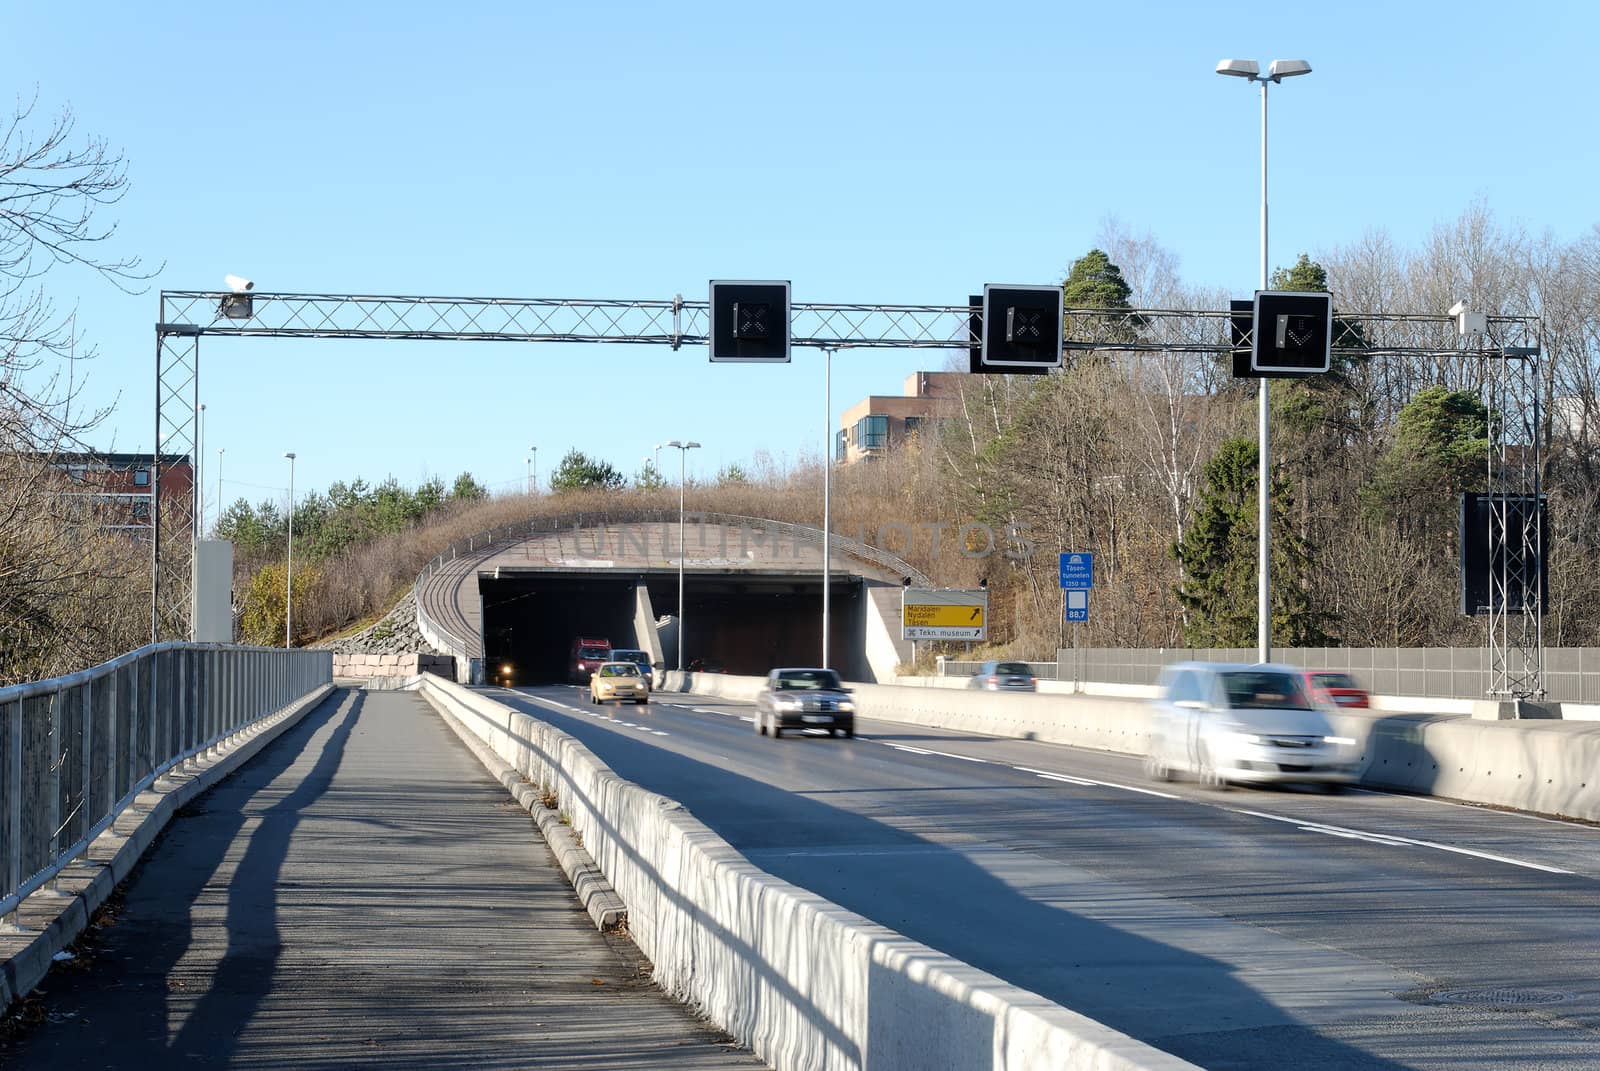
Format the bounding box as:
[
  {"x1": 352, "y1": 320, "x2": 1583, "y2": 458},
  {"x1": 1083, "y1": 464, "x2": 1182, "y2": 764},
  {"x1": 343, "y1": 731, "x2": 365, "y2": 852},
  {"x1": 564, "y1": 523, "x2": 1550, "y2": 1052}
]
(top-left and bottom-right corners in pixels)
[
  {"x1": 903, "y1": 603, "x2": 986, "y2": 628},
  {"x1": 901, "y1": 588, "x2": 988, "y2": 640}
]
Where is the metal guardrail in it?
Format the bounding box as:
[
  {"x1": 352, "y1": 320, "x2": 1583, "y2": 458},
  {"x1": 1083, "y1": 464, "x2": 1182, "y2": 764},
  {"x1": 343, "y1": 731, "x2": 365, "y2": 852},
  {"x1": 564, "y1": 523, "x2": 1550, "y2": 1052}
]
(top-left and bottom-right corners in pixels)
[
  {"x1": 0, "y1": 643, "x2": 332, "y2": 925},
  {"x1": 410, "y1": 509, "x2": 933, "y2": 665}
]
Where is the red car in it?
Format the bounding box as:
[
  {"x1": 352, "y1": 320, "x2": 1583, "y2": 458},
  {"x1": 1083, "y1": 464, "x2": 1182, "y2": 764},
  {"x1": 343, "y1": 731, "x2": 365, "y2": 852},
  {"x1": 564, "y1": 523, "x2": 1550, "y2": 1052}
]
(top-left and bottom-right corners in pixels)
[{"x1": 1303, "y1": 671, "x2": 1371, "y2": 709}]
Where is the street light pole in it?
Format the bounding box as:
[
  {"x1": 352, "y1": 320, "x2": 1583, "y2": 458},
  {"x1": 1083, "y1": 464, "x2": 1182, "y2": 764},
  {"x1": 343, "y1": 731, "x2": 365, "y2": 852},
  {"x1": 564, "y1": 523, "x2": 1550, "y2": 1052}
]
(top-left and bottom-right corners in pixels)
[
  {"x1": 661, "y1": 440, "x2": 701, "y2": 671},
  {"x1": 284, "y1": 451, "x2": 296, "y2": 648},
  {"x1": 529, "y1": 446, "x2": 537, "y2": 494},
  {"x1": 822, "y1": 346, "x2": 834, "y2": 670},
  {"x1": 1217, "y1": 57, "x2": 1311, "y2": 664},
  {"x1": 526, "y1": 456, "x2": 532, "y2": 495},
  {"x1": 196, "y1": 402, "x2": 206, "y2": 540},
  {"x1": 216, "y1": 447, "x2": 224, "y2": 534}
]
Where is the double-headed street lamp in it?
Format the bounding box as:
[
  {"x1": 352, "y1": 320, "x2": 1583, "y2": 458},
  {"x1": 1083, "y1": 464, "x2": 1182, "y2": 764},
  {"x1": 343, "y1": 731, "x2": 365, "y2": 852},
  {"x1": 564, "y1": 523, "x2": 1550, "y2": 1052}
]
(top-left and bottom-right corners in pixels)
[
  {"x1": 659, "y1": 440, "x2": 700, "y2": 671},
  {"x1": 1216, "y1": 56, "x2": 1312, "y2": 664},
  {"x1": 284, "y1": 451, "x2": 296, "y2": 648}
]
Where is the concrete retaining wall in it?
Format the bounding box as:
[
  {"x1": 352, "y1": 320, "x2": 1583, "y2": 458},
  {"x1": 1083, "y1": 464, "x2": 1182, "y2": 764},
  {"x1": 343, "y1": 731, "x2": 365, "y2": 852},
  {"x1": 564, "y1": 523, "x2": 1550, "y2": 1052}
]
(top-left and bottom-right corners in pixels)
[
  {"x1": 417, "y1": 675, "x2": 1197, "y2": 1071},
  {"x1": 332, "y1": 652, "x2": 455, "y2": 679}
]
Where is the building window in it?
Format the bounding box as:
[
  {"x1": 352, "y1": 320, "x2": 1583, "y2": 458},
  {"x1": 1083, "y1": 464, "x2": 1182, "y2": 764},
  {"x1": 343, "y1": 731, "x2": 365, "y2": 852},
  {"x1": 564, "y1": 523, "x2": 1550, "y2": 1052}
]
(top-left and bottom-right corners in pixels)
[
  {"x1": 133, "y1": 469, "x2": 151, "y2": 487},
  {"x1": 835, "y1": 429, "x2": 847, "y2": 463},
  {"x1": 132, "y1": 500, "x2": 151, "y2": 522},
  {"x1": 904, "y1": 416, "x2": 922, "y2": 436},
  {"x1": 854, "y1": 414, "x2": 889, "y2": 450}
]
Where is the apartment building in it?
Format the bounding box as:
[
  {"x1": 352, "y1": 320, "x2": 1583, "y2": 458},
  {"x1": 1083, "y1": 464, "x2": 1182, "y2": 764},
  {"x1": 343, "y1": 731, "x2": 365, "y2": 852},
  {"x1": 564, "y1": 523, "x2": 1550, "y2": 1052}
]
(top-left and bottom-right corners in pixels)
[
  {"x1": 45, "y1": 452, "x2": 194, "y2": 535},
  {"x1": 836, "y1": 372, "x2": 961, "y2": 465}
]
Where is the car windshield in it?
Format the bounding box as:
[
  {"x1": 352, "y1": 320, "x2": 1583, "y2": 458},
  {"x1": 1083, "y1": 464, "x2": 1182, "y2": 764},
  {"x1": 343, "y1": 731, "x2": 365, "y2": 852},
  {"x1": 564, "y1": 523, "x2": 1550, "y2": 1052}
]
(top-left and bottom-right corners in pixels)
[
  {"x1": 614, "y1": 651, "x2": 648, "y2": 664},
  {"x1": 599, "y1": 664, "x2": 638, "y2": 677},
  {"x1": 1219, "y1": 671, "x2": 1313, "y2": 711},
  {"x1": 1313, "y1": 672, "x2": 1359, "y2": 690},
  {"x1": 994, "y1": 662, "x2": 1030, "y2": 675},
  {"x1": 579, "y1": 647, "x2": 608, "y2": 659},
  {"x1": 775, "y1": 670, "x2": 842, "y2": 691}
]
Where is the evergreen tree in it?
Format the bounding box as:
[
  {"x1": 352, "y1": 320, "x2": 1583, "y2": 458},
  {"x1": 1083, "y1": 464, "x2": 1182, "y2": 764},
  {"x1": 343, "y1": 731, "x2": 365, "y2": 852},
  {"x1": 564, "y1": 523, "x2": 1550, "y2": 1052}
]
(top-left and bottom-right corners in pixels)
[
  {"x1": 550, "y1": 449, "x2": 626, "y2": 493},
  {"x1": 634, "y1": 461, "x2": 666, "y2": 491},
  {"x1": 1062, "y1": 248, "x2": 1140, "y2": 348},
  {"x1": 450, "y1": 472, "x2": 489, "y2": 501},
  {"x1": 1174, "y1": 436, "x2": 1325, "y2": 647}
]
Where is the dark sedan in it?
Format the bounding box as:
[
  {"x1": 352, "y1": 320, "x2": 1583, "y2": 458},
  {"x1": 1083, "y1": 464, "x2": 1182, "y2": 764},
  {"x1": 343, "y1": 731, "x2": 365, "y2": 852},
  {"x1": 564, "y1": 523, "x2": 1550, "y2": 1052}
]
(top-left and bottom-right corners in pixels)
[{"x1": 755, "y1": 667, "x2": 855, "y2": 739}]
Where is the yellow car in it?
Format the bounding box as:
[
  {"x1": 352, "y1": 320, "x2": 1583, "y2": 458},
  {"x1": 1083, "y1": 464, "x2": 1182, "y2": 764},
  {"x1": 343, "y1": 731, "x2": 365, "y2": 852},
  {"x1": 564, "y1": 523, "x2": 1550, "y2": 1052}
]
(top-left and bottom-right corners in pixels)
[{"x1": 590, "y1": 662, "x2": 649, "y2": 706}]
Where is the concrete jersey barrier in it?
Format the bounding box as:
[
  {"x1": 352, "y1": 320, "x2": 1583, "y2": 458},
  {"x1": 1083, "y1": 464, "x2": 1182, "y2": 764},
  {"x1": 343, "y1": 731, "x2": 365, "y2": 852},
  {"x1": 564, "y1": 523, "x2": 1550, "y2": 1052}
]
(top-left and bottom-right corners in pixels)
[{"x1": 417, "y1": 675, "x2": 1198, "y2": 1071}]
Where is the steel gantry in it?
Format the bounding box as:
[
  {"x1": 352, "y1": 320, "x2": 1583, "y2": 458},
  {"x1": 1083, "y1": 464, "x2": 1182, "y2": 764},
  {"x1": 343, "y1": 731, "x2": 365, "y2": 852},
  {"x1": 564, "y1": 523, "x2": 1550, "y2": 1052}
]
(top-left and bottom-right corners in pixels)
[{"x1": 153, "y1": 289, "x2": 1543, "y2": 695}]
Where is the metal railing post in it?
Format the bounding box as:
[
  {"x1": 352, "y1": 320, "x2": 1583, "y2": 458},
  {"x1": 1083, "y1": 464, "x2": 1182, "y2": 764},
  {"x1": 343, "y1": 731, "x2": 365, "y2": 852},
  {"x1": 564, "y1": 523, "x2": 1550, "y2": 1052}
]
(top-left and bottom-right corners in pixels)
[{"x1": 4, "y1": 697, "x2": 20, "y2": 928}]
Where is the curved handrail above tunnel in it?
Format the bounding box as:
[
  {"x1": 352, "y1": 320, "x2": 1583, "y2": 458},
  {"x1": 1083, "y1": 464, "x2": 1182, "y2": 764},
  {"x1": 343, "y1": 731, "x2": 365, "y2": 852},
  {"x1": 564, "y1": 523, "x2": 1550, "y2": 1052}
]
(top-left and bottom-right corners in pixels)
[{"x1": 411, "y1": 510, "x2": 932, "y2": 670}]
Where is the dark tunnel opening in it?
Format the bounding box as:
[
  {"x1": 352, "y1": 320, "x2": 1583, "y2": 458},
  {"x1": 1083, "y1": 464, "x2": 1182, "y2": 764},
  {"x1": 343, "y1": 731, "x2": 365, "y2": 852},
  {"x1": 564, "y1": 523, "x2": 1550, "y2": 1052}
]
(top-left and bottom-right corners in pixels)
[{"x1": 478, "y1": 570, "x2": 867, "y2": 684}]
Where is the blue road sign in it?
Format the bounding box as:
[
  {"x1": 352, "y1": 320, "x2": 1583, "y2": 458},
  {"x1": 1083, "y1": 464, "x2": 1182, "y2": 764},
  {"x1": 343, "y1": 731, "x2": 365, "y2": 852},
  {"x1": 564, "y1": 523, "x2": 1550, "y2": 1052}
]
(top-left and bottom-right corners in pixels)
[
  {"x1": 1065, "y1": 588, "x2": 1088, "y2": 622},
  {"x1": 1059, "y1": 552, "x2": 1093, "y2": 589}
]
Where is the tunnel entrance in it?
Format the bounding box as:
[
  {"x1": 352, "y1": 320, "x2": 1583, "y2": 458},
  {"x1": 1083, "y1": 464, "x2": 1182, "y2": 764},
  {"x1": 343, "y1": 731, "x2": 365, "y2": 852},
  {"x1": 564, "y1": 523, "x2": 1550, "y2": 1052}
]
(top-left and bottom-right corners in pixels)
[
  {"x1": 644, "y1": 573, "x2": 863, "y2": 678},
  {"x1": 479, "y1": 572, "x2": 642, "y2": 685},
  {"x1": 477, "y1": 568, "x2": 867, "y2": 684}
]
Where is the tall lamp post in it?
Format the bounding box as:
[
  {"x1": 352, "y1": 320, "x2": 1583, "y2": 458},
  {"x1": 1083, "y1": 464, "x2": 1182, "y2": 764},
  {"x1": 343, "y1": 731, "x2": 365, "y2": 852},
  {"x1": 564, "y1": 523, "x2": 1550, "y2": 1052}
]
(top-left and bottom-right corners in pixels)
[
  {"x1": 660, "y1": 440, "x2": 700, "y2": 671},
  {"x1": 216, "y1": 447, "x2": 224, "y2": 536},
  {"x1": 529, "y1": 446, "x2": 537, "y2": 494},
  {"x1": 1216, "y1": 56, "x2": 1312, "y2": 664},
  {"x1": 284, "y1": 451, "x2": 296, "y2": 648},
  {"x1": 196, "y1": 402, "x2": 206, "y2": 540}
]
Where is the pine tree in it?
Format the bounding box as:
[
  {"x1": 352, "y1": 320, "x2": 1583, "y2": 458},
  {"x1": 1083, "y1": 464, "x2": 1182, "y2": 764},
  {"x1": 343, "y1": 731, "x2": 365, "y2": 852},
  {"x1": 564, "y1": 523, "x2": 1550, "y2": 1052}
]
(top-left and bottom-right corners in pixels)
[{"x1": 1173, "y1": 436, "x2": 1326, "y2": 647}]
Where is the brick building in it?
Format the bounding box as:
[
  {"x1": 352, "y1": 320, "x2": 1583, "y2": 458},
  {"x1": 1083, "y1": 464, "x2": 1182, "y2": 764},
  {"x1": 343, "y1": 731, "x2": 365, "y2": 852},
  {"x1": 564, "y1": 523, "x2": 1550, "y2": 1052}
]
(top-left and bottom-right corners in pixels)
[{"x1": 47, "y1": 452, "x2": 194, "y2": 536}]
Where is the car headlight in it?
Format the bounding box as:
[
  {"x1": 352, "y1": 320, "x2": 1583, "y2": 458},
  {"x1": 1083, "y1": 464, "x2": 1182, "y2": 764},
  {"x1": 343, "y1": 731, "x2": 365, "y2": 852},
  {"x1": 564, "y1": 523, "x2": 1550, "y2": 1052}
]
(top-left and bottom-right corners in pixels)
[
  {"x1": 1227, "y1": 732, "x2": 1265, "y2": 746},
  {"x1": 1324, "y1": 735, "x2": 1356, "y2": 746},
  {"x1": 775, "y1": 697, "x2": 802, "y2": 711},
  {"x1": 837, "y1": 700, "x2": 854, "y2": 712}
]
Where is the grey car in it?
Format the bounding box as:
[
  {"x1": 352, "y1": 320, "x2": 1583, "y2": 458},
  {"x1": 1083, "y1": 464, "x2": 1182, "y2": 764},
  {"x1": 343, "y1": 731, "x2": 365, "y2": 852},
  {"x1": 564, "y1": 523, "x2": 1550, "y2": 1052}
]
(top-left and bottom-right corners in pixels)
[
  {"x1": 756, "y1": 668, "x2": 856, "y2": 739},
  {"x1": 967, "y1": 660, "x2": 1037, "y2": 691}
]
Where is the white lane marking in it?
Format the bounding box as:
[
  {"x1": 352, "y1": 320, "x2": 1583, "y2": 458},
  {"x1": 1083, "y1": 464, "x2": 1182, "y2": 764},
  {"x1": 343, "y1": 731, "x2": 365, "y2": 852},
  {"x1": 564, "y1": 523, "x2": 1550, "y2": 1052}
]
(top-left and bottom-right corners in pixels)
[
  {"x1": 693, "y1": 707, "x2": 722, "y2": 715},
  {"x1": 652, "y1": 731, "x2": 669, "y2": 736},
  {"x1": 1012, "y1": 765, "x2": 1182, "y2": 800},
  {"x1": 881, "y1": 742, "x2": 988, "y2": 764},
  {"x1": 1233, "y1": 808, "x2": 1575, "y2": 875},
  {"x1": 739, "y1": 716, "x2": 755, "y2": 724}
]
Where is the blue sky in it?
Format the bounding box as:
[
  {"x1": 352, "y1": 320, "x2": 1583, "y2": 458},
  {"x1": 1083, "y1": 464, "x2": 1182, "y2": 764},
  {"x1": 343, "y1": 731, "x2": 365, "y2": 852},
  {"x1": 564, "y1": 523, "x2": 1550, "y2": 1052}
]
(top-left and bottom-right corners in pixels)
[{"x1": 11, "y1": 1, "x2": 1597, "y2": 521}]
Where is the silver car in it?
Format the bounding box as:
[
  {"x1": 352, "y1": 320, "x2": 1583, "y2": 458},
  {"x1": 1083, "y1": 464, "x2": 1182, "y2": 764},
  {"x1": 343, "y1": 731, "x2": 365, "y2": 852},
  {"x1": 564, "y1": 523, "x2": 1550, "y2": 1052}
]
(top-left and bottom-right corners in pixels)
[
  {"x1": 1145, "y1": 662, "x2": 1358, "y2": 790},
  {"x1": 756, "y1": 668, "x2": 855, "y2": 739},
  {"x1": 967, "y1": 660, "x2": 1037, "y2": 691}
]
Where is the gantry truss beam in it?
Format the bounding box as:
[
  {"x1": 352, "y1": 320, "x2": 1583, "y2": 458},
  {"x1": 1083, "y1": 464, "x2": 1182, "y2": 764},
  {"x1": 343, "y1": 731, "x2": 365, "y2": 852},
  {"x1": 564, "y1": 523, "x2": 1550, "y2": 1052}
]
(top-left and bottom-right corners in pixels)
[
  {"x1": 153, "y1": 289, "x2": 1543, "y2": 696},
  {"x1": 159, "y1": 290, "x2": 1532, "y2": 358}
]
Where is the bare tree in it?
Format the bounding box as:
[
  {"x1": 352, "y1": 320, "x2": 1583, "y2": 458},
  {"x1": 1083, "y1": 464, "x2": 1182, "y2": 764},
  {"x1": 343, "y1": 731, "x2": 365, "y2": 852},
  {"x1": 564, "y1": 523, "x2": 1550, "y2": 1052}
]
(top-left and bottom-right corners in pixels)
[{"x1": 0, "y1": 92, "x2": 157, "y2": 680}]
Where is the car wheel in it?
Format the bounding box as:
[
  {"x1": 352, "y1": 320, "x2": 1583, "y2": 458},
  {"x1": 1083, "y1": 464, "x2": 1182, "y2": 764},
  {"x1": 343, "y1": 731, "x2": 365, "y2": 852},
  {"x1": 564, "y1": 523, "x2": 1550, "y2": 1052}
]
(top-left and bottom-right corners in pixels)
[
  {"x1": 772, "y1": 720, "x2": 782, "y2": 739},
  {"x1": 636, "y1": 697, "x2": 647, "y2": 706},
  {"x1": 1323, "y1": 780, "x2": 1348, "y2": 795},
  {"x1": 844, "y1": 726, "x2": 855, "y2": 739},
  {"x1": 1197, "y1": 744, "x2": 1229, "y2": 791},
  {"x1": 757, "y1": 714, "x2": 767, "y2": 736},
  {"x1": 1143, "y1": 752, "x2": 1175, "y2": 782}
]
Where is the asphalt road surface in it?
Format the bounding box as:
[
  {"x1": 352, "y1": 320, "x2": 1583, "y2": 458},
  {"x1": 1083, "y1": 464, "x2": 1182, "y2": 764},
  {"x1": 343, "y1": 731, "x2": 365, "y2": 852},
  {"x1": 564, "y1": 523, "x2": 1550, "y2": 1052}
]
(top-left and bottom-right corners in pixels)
[{"x1": 502, "y1": 683, "x2": 1600, "y2": 1071}]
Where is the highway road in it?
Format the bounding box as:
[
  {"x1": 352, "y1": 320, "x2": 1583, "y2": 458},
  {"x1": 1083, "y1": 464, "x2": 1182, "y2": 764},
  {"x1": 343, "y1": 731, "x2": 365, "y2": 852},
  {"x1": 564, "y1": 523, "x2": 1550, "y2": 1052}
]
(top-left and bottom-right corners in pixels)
[{"x1": 498, "y1": 683, "x2": 1600, "y2": 1071}]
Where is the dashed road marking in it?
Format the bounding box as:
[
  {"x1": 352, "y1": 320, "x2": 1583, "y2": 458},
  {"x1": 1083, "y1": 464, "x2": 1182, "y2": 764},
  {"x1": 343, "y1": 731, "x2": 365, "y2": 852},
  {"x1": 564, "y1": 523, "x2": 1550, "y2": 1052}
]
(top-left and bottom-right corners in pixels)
[
  {"x1": 1232, "y1": 808, "x2": 1573, "y2": 874},
  {"x1": 1010, "y1": 764, "x2": 1181, "y2": 800}
]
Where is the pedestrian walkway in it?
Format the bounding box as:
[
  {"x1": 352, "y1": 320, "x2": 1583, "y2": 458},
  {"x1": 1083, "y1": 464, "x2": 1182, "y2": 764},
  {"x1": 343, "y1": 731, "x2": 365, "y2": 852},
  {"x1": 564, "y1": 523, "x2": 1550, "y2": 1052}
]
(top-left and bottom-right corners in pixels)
[{"x1": 0, "y1": 687, "x2": 767, "y2": 1069}]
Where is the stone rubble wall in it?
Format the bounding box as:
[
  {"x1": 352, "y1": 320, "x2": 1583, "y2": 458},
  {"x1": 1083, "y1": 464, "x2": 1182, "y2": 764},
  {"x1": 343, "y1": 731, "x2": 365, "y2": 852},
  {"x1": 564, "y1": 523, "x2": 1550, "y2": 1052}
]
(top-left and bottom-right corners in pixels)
[{"x1": 316, "y1": 591, "x2": 456, "y2": 680}]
